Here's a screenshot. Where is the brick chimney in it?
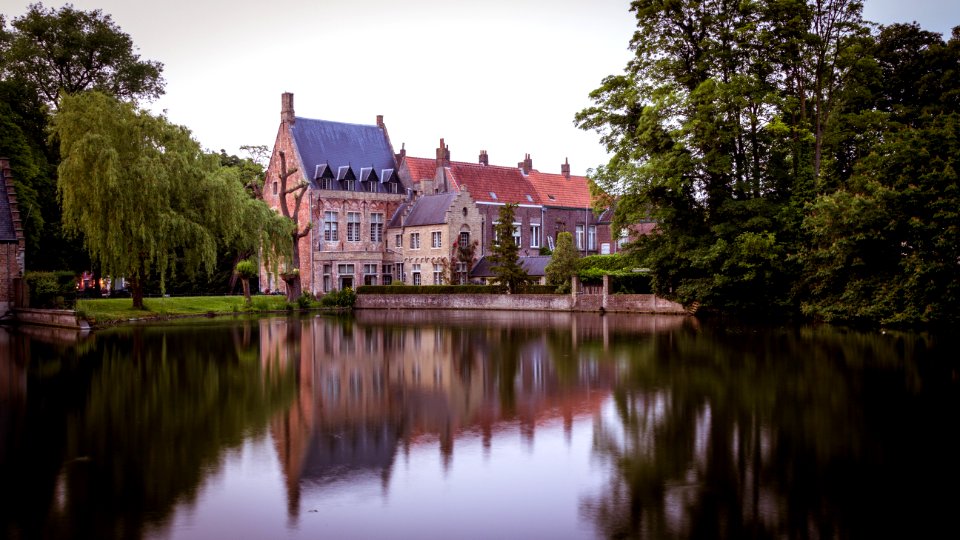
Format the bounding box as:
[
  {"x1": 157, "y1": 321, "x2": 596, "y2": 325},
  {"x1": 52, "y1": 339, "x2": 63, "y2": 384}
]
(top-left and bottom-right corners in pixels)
[
  {"x1": 281, "y1": 92, "x2": 295, "y2": 124},
  {"x1": 376, "y1": 115, "x2": 384, "y2": 129},
  {"x1": 518, "y1": 153, "x2": 533, "y2": 174},
  {"x1": 561, "y1": 157, "x2": 570, "y2": 178},
  {"x1": 479, "y1": 150, "x2": 489, "y2": 166},
  {"x1": 396, "y1": 142, "x2": 406, "y2": 163},
  {"x1": 436, "y1": 138, "x2": 451, "y2": 167}
]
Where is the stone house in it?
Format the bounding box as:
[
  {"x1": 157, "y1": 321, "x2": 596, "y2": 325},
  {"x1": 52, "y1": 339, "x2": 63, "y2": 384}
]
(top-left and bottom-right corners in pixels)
[
  {"x1": 260, "y1": 93, "x2": 407, "y2": 295},
  {"x1": 399, "y1": 143, "x2": 612, "y2": 262},
  {"x1": 386, "y1": 188, "x2": 483, "y2": 285},
  {"x1": 0, "y1": 158, "x2": 25, "y2": 314}
]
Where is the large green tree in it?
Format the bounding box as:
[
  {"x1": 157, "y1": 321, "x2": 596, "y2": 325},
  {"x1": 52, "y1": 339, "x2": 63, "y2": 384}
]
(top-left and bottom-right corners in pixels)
[
  {"x1": 51, "y1": 92, "x2": 289, "y2": 308},
  {"x1": 545, "y1": 231, "x2": 578, "y2": 293},
  {"x1": 489, "y1": 203, "x2": 529, "y2": 293},
  {"x1": 576, "y1": 0, "x2": 869, "y2": 315},
  {"x1": 1, "y1": 3, "x2": 164, "y2": 108}
]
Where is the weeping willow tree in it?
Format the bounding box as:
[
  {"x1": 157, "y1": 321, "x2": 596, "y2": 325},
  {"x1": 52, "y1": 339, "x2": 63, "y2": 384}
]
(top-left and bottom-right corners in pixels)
[{"x1": 51, "y1": 91, "x2": 291, "y2": 308}]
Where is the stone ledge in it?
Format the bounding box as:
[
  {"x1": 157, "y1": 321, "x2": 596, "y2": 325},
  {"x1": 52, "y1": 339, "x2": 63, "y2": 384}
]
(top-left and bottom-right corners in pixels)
[{"x1": 14, "y1": 308, "x2": 91, "y2": 330}]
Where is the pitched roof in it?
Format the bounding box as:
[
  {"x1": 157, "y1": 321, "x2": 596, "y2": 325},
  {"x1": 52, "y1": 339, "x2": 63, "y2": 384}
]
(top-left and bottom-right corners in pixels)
[
  {"x1": 403, "y1": 192, "x2": 458, "y2": 227},
  {"x1": 289, "y1": 117, "x2": 398, "y2": 190},
  {"x1": 445, "y1": 161, "x2": 540, "y2": 205},
  {"x1": 525, "y1": 170, "x2": 592, "y2": 209},
  {"x1": 470, "y1": 255, "x2": 552, "y2": 278},
  {"x1": 0, "y1": 166, "x2": 18, "y2": 242},
  {"x1": 403, "y1": 156, "x2": 438, "y2": 184}
]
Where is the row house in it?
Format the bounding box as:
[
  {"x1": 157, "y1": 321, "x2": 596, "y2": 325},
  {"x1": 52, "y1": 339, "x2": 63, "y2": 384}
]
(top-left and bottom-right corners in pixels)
[
  {"x1": 399, "y1": 142, "x2": 612, "y2": 260},
  {"x1": 261, "y1": 93, "x2": 407, "y2": 295}
]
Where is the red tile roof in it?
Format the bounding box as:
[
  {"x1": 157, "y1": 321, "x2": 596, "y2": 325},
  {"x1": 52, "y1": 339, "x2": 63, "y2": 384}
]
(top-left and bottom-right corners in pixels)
[
  {"x1": 525, "y1": 170, "x2": 593, "y2": 209},
  {"x1": 402, "y1": 156, "x2": 438, "y2": 184},
  {"x1": 445, "y1": 161, "x2": 541, "y2": 205}
]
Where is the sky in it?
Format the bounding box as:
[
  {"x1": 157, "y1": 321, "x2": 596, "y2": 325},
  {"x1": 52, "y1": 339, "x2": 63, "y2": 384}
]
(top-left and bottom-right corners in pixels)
[{"x1": 1, "y1": 0, "x2": 958, "y2": 176}]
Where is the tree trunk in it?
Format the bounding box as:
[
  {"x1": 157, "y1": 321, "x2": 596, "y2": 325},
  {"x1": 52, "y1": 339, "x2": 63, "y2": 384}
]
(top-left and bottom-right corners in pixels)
[
  {"x1": 130, "y1": 273, "x2": 145, "y2": 310},
  {"x1": 241, "y1": 277, "x2": 251, "y2": 305},
  {"x1": 283, "y1": 274, "x2": 302, "y2": 303}
]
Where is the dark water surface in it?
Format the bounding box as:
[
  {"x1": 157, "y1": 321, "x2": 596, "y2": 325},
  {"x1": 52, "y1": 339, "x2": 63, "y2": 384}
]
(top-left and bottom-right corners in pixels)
[{"x1": 1, "y1": 312, "x2": 958, "y2": 539}]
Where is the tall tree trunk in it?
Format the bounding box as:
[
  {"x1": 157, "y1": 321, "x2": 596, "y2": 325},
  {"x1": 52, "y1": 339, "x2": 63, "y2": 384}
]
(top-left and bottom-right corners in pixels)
[
  {"x1": 241, "y1": 277, "x2": 251, "y2": 305},
  {"x1": 130, "y1": 272, "x2": 144, "y2": 310}
]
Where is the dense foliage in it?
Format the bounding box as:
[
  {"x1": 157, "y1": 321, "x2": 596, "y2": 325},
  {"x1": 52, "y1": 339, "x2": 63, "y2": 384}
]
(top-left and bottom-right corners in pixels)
[
  {"x1": 489, "y1": 203, "x2": 531, "y2": 293},
  {"x1": 579, "y1": 0, "x2": 960, "y2": 326},
  {"x1": 545, "y1": 231, "x2": 579, "y2": 292},
  {"x1": 51, "y1": 92, "x2": 289, "y2": 308}
]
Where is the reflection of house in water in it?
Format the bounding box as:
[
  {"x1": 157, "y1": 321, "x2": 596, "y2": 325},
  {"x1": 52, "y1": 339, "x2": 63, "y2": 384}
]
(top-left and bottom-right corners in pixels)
[{"x1": 262, "y1": 313, "x2": 669, "y2": 521}]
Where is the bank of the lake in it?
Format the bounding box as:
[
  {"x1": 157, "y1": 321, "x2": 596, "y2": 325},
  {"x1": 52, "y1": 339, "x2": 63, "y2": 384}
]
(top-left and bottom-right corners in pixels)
[{"x1": 73, "y1": 295, "x2": 310, "y2": 326}]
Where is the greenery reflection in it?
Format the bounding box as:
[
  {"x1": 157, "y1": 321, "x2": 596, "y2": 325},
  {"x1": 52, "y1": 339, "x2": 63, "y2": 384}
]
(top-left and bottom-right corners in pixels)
[{"x1": 0, "y1": 320, "x2": 298, "y2": 540}]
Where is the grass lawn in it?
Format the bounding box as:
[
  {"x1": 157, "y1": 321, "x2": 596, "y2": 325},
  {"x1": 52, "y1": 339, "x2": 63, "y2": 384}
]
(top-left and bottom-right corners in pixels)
[{"x1": 76, "y1": 295, "x2": 294, "y2": 325}]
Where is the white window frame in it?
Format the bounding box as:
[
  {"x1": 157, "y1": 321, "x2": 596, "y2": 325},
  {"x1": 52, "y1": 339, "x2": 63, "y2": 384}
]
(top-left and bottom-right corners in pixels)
[
  {"x1": 530, "y1": 224, "x2": 541, "y2": 248},
  {"x1": 370, "y1": 213, "x2": 384, "y2": 242},
  {"x1": 576, "y1": 224, "x2": 585, "y2": 250},
  {"x1": 432, "y1": 231, "x2": 442, "y2": 248},
  {"x1": 347, "y1": 212, "x2": 361, "y2": 242},
  {"x1": 323, "y1": 211, "x2": 339, "y2": 242},
  {"x1": 410, "y1": 232, "x2": 421, "y2": 249},
  {"x1": 588, "y1": 225, "x2": 597, "y2": 251}
]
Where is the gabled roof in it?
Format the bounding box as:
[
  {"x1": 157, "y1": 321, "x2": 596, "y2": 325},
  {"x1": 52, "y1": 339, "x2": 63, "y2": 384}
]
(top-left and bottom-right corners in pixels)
[
  {"x1": 289, "y1": 117, "x2": 397, "y2": 190},
  {"x1": 471, "y1": 255, "x2": 552, "y2": 278},
  {"x1": 525, "y1": 170, "x2": 592, "y2": 209},
  {"x1": 403, "y1": 192, "x2": 458, "y2": 227},
  {"x1": 403, "y1": 156, "x2": 439, "y2": 184},
  {"x1": 445, "y1": 161, "x2": 540, "y2": 205}
]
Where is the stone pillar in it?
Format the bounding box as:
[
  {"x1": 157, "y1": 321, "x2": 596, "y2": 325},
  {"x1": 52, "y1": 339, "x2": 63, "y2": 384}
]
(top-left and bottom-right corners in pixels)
[{"x1": 602, "y1": 274, "x2": 609, "y2": 311}]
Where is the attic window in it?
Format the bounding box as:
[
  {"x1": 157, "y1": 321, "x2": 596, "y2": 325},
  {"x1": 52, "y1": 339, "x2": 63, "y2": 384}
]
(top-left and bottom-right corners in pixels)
[
  {"x1": 526, "y1": 194, "x2": 533, "y2": 202},
  {"x1": 548, "y1": 194, "x2": 557, "y2": 201},
  {"x1": 489, "y1": 192, "x2": 498, "y2": 200}
]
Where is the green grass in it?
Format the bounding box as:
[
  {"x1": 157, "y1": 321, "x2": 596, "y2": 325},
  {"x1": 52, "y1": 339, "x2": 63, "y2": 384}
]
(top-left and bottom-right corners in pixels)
[{"x1": 76, "y1": 295, "x2": 294, "y2": 325}]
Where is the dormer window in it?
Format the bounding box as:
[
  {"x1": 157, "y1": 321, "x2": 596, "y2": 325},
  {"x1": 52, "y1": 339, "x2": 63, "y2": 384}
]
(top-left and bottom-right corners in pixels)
[
  {"x1": 321, "y1": 178, "x2": 333, "y2": 190},
  {"x1": 345, "y1": 179, "x2": 355, "y2": 191},
  {"x1": 526, "y1": 194, "x2": 534, "y2": 203},
  {"x1": 489, "y1": 192, "x2": 497, "y2": 200}
]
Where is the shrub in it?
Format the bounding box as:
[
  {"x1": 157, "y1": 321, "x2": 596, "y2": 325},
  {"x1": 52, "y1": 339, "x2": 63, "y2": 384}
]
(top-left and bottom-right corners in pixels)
[{"x1": 25, "y1": 271, "x2": 78, "y2": 308}]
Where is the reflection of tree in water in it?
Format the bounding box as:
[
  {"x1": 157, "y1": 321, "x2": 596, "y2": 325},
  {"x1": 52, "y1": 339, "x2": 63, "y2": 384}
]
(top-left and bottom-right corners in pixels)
[
  {"x1": 582, "y1": 325, "x2": 960, "y2": 538},
  {"x1": 2, "y1": 322, "x2": 298, "y2": 540}
]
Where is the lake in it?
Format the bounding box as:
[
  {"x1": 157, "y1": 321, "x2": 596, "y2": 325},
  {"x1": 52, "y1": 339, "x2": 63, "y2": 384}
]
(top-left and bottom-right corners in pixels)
[{"x1": 1, "y1": 311, "x2": 958, "y2": 539}]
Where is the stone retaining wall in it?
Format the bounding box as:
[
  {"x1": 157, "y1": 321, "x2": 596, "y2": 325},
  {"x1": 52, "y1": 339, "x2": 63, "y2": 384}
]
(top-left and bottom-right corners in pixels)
[
  {"x1": 14, "y1": 308, "x2": 91, "y2": 330},
  {"x1": 355, "y1": 292, "x2": 685, "y2": 314}
]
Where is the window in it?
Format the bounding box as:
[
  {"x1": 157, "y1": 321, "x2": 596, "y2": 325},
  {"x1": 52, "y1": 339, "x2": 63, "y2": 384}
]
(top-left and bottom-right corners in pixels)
[
  {"x1": 459, "y1": 231, "x2": 470, "y2": 249},
  {"x1": 347, "y1": 212, "x2": 361, "y2": 242},
  {"x1": 395, "y1": 234, "x2": 402, "y2": 248},
  {"x1": 382, "y1": 264, "x2": 393, "y2": 285},
  {"x1": 338, "y1": 264, "x2": 355, "y2": 274},
  {"x1": 388, "y1": 182, "x2": 399, "y2": 194},
  {"x1": 273, "y1": 181, "x2": 278, "y2": 195},
  {"x1": 345, "y1": 179, "x2": 356, "y2": 191},
  {"x1": 456, "y1": 261, "x2": 468, "y2": 284},
  {"x1": 412, "y1": 263, "x2": 421, "y2": 286},
  {"x1": 433, "y1": 263, "x2": 443, "y2": 284},
  {"x1": 323, "y1": 211, "x2": 339, "y2": 242},
  {"x1": 321, "y1": 178, "x2": 333, "y2": 190},
  {"x1": 363, "y1": 263, "x2": 378, "y2": 285},
  {"x1": 370, "y1": 213, "x2": 384, "y2": 242},
  {"x1": 512, "y1": 223, "x2": 521, "y2": 247},
  {"x1": 338, "y1": 263, "x2": 355, "y2": 289},
  {"x1": 588, "y1": 225, "x2": 597, "y2": 251},
  {"x1": 530, "y1": 224, "x2": 541, "y2": 248},
  {"x1": 364, "y1": 180, "x2": 376, "y2": 192},
  {"x1": 492, "y1": 221, "x2": 500, "y2": 246},
  {"x1": 410, "y1": 232, "x2": 420, "y2": 249},
  {"x1": 432, "y1": 231, "x2": 442, "y2": 248},
  {"x1": 323, "y1": 264, "x2": 331, "y2": 293},
  {"x1": 576, "y1": 224, "x2": 585, "y2": 250}
]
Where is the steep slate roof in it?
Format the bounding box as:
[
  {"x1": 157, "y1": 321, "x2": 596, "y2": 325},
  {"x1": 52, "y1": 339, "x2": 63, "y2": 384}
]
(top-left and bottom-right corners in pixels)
[
  {"x1": 403, "y1": 192, "x2": 458, "y2": 227},
  {"x1": 526, "y1": 170, "x2": 592, "y2": 209},
  {"x1": 290, "y1": 117, "x2": 398, "y2": 189},
  {"x1": 445, "y1": 161, "x2": 540, "y2": 205},
  {"x1": 0, "y1": 167, "x2": 18, "y2": 242},
  {"x1": 471, "y1": 255, "x2": 552, "y2": 278}
]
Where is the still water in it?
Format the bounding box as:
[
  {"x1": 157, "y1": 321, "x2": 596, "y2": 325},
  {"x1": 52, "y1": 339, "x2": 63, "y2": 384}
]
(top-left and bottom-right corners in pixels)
[{"x1": 1, "y1": 311, "x2": 958, "y2": 539}]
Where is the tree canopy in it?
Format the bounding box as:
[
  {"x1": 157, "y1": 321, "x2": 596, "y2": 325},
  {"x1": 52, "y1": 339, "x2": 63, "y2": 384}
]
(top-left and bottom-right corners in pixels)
[
  {"x1": 51, "y1": 91, "x2": 289, "y2": 308},
  {"x1": 578, "y1": 1, "x2": 960, "y2": 325},
  {"x1": 489, "y1": 203, "x2": 529, "y2": 293},
  {"x1": 1, "y1": 3, "x2": 164, "y2": 108},
  {"x1": 545, "y1": 231, "x2": 578, "y2": 293}
]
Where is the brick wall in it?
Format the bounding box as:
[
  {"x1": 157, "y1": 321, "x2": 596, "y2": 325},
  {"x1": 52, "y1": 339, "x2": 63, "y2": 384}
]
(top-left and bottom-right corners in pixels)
[{"x1": 355, "y1": 292, "x2": 685, "y2": 314}]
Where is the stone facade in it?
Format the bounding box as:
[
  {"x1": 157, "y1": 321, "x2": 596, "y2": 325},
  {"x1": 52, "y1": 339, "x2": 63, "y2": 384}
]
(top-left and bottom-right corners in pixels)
[{"x1": 260, "y1": 94, "x2": 406, "y2": 295}]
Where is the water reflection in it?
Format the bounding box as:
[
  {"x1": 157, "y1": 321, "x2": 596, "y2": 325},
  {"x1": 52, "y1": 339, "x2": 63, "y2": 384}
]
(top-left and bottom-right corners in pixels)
[{"x1": 1, "y1": 314, "x2": 958, "y2": 539}]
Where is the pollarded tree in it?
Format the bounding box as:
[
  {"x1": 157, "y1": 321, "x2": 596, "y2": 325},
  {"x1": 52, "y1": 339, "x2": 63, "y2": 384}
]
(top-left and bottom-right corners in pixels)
[
  {"x1": 51, "y1": 91, "x2": 290, "y2": 309},
  {"x1": 274, "y1": 150, "x2": 311, "y2": 302},
  {"x1": 235, "y1": 259, "x2": 258, "y2": 306},
  {"x1": 3, "y1": 3, "x2": 164, "y2": 108},
  {"x1": 545, "y1": 231, "x2": 579, "y2": 293},
  {"x1": 490, "y1": 203, "x2": 529, "y2": 293}
]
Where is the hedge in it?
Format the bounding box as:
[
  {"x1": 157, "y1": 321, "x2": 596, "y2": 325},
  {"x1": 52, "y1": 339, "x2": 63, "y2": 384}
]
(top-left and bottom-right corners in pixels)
[{"x1": 25, "y1": 270, "x2": 78, "y2": 308}]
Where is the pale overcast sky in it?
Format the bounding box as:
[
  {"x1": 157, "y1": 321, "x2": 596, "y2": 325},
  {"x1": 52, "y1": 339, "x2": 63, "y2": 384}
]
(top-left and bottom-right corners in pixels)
[{"x1": 2, "y1": 0, "x2": 957, "y2": 175}]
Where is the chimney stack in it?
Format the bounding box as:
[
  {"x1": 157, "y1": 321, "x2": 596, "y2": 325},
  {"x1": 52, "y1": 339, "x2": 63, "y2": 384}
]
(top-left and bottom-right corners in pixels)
[
  {"x1": 397, "y1": 142, "x2": 406, "y2": 163},
  {"x1": 479, "y1": 150, "x2": 489, "y2": 166},
  {"x1": 436, "y1": 138, "x2": 451, "y2": 167},
  {"x1": 281, "y1": 92, "x2": 295, "y2": 124},
  {"x1": 518, "y1": 153, "x2": 533, "y2": 174},
  {"x1": 376, "y1": 115, "x2": 384, "y2": 129},
  {"x1": 561, "y1": 157, "x2": 570, "y2": 178}
]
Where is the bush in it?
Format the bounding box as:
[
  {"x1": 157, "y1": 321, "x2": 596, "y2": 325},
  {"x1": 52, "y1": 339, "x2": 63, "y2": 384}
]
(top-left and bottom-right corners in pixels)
[
  {"x1": 319, "y1": 288, "x2": 356, "y2": 307},
  {"x1": 296, "y1": 292, "x2": 314, "y2": 309},
  {"x1": 25, "y1": 271, "x2": 78, "y2": 308}
]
